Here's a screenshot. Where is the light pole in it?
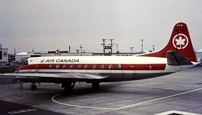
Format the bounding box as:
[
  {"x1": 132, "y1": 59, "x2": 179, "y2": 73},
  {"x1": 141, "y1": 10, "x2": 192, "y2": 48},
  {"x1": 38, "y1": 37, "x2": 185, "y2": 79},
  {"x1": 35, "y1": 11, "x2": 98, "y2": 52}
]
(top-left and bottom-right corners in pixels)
[
  {"x1": 141, "y1": 39, "x2": 143, "y2": 52},
  {"x1": 130, "y1": 47, "x2": 134, "y2": 52},
  {"x1": 79, "y1": 45, "x2": 83, "y2": 53},
  {"x1": 152, "y1": 45, "x2": 155, "y2": 51}
]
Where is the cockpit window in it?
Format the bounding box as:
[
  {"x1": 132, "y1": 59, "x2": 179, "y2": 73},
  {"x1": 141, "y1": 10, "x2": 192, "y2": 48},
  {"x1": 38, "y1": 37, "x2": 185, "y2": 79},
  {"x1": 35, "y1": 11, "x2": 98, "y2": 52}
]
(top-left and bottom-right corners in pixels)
[{"x1": 22, "y1": 59, "x2": 28, "y2": 65}]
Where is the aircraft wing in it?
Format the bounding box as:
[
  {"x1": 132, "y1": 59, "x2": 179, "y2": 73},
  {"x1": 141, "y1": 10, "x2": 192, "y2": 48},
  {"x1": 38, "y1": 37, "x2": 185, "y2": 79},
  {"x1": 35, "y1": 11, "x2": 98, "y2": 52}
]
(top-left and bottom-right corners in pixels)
[{"x1": 3, "y1": 73, "x2": 108, "y2": 80}]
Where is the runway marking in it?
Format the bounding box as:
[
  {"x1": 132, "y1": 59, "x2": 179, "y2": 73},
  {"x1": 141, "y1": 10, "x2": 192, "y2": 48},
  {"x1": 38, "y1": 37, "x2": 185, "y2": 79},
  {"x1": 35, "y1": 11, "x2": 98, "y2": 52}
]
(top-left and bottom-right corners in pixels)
[
  {"x1": 52, "y1": 87, "x2": 202, "y2": 110},
  {"x1": 115, "y1": 87, "x2": 202, "y2": 111},
  {"x1": 155, "y1": 110, "x2": 201, "y2": 115},
  {"x1": 8, "y1": 109, "x2": 37, "y2": 114},
  {"x1": 52, "y1": 94, "x2": 117, "y2": 110}
]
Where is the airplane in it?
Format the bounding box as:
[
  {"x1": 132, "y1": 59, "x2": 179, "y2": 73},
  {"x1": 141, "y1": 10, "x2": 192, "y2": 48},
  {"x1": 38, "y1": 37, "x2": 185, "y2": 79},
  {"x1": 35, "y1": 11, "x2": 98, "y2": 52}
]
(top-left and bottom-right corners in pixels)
[{"x1": 4, "y1": 22, "x2": 197, "y2": 94}]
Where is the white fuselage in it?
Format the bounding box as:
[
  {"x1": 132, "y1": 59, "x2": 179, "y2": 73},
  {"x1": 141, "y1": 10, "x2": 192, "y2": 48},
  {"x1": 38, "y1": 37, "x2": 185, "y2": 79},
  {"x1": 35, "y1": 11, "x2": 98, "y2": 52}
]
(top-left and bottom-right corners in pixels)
[{"x1": 17, "y1": 56, "x2": 194, "y2": 82}]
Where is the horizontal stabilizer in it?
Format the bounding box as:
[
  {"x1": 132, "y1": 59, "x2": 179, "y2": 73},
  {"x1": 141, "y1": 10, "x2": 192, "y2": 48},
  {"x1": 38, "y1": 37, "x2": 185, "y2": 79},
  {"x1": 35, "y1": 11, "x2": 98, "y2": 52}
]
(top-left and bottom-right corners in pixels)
[{"x1": 166, "y1": 51, "x2": 193, "y2": 65}]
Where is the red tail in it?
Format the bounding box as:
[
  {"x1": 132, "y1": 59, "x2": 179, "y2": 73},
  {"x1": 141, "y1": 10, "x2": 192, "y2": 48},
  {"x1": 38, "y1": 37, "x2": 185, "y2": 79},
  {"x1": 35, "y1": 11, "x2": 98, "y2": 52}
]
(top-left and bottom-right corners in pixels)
[{"x1": 140, "y1": 22, "x2": 197, "y2": 62}]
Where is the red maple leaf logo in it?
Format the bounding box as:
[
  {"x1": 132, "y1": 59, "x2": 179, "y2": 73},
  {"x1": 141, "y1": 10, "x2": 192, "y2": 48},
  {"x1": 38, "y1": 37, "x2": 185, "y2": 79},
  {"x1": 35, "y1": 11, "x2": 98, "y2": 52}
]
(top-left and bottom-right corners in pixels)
[{"x1": 172, "y1": 34, "x2": 189, "y2": 50}]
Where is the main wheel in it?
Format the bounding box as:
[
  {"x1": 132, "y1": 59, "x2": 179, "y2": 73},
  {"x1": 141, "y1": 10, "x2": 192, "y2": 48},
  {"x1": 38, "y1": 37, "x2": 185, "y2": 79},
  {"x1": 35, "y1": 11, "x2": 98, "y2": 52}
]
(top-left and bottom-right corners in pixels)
[
  {"x1": 31, "y1": 84, "x2": 37, "y2": 90},
  {"x1": 64, "y1": 87, "x2": 73, "y2": 94},
  {"x1": 62, "y1": 82, "x2": 75, "y2": 94},
  {"x1": 92, "y1": 82, "x2": 100, "y2": 89}
]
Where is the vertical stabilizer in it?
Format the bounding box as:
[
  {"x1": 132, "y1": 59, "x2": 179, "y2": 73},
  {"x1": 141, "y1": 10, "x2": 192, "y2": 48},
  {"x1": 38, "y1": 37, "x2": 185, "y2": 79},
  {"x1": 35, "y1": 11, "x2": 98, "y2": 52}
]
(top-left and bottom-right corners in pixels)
[{"x1": 139, "y1": 22, "x2": 197, "y2": 62}]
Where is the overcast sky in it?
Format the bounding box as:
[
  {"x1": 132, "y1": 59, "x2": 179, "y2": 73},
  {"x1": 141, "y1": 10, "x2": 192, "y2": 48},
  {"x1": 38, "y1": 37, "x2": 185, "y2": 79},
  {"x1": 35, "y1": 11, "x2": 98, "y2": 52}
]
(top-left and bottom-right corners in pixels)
[{"x1": 1, "y1": 0, "x2": 202, "y2": 53}]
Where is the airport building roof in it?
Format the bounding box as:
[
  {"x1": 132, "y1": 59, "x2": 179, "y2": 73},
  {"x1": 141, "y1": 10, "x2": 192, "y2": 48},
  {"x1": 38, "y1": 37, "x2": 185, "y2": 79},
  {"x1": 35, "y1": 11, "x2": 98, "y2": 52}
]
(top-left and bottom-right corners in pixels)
[
  {"x1": 16, "y1": 52, "x2": 28, "y2": 56},
  {"x1": 197, "y1": 49, "x2": 202, "y2": 52}
]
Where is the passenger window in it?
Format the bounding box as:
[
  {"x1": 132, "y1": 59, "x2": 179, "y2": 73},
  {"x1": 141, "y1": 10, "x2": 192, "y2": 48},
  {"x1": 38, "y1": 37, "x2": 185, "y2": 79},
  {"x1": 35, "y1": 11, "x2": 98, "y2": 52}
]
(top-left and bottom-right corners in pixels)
[
  {"x1": 78, "y1": 64, "x2": 81, "y2": 69},
  {"x1": 49, "y1": 64, "x2": 52, "y2": 69},
  {"x1": 92, "y1": 64, "x2": 96, "y2": 69},
  {"x1": 63, "y1": 64, "x2": 66, "y2": 69},
  {"x1": 109, "y1": 64, "x2": 113, "y2": 69},
  {"x1": 117, "y1": 64, "x2": 121, "y2": 69},
  {"x1": 70, "y1": 64, "x2": 74, "y2": 69},
  {"x1": 85, "y1": 64, "x2": 88, "y2": 69},
  {"x1": 56, "y1": 64, "x2": 59, "y2": 69},
  {"x1": 100, "y1": 64, "x2": 104, "y2": 69}
]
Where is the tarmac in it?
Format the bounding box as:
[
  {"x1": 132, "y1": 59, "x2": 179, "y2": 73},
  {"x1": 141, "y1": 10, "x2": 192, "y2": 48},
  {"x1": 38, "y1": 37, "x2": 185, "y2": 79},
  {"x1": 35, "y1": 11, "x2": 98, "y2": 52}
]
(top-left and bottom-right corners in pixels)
[{"x1": 0, "y1": 66, "x2": 202, "y2": 115}]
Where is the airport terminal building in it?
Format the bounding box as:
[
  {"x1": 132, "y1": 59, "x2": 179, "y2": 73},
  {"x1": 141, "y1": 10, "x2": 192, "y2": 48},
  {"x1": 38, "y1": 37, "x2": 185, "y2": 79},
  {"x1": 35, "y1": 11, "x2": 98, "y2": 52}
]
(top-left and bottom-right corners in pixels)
[
  {"x1": 0, "y1": 44, "x2": 8, "y2": 67},
  {"x1": 15, "y1": 49, "x2": 202, "y2": 65},
  {"x1": 15, "y1": 50, "x2": 142, "y2": 64},
  {"x1": 196, "y1": 49, "x2": 202, "y2": 64},
  {"x1": 15, "y1": 51, "x2": 93, "y2": 64}
]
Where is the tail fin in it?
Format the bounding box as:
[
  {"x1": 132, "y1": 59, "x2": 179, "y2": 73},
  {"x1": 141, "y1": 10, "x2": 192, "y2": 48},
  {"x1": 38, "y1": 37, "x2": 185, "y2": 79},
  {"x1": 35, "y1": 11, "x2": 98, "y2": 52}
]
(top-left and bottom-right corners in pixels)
[{"x1": 139, "y1": 22, "x2": 197, "y2": 62}]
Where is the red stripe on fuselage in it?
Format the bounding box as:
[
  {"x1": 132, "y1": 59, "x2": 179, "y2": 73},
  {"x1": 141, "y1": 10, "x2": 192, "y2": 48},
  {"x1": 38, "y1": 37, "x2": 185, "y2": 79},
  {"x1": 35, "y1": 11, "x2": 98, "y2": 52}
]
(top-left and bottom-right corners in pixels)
[{"x1": 18, "y1": 64, "x2": 166, "y2": 71}]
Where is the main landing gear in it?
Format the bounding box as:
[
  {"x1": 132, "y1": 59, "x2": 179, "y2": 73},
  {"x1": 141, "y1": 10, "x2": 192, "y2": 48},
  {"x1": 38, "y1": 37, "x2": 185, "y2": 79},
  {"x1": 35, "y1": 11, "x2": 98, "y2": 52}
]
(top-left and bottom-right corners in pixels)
[
  {"x1": 92, "y1": 82, "x2": 100, "y2": 89},
  {"x1": 31, "y1": 82, "x2": 38, "y2": 90},
  {"x1": 62, "y1": 82, "x2": 100, "y2": 94},
  {"x1": 62, "y1": 82, "x2": 75, "y2": 94}
]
